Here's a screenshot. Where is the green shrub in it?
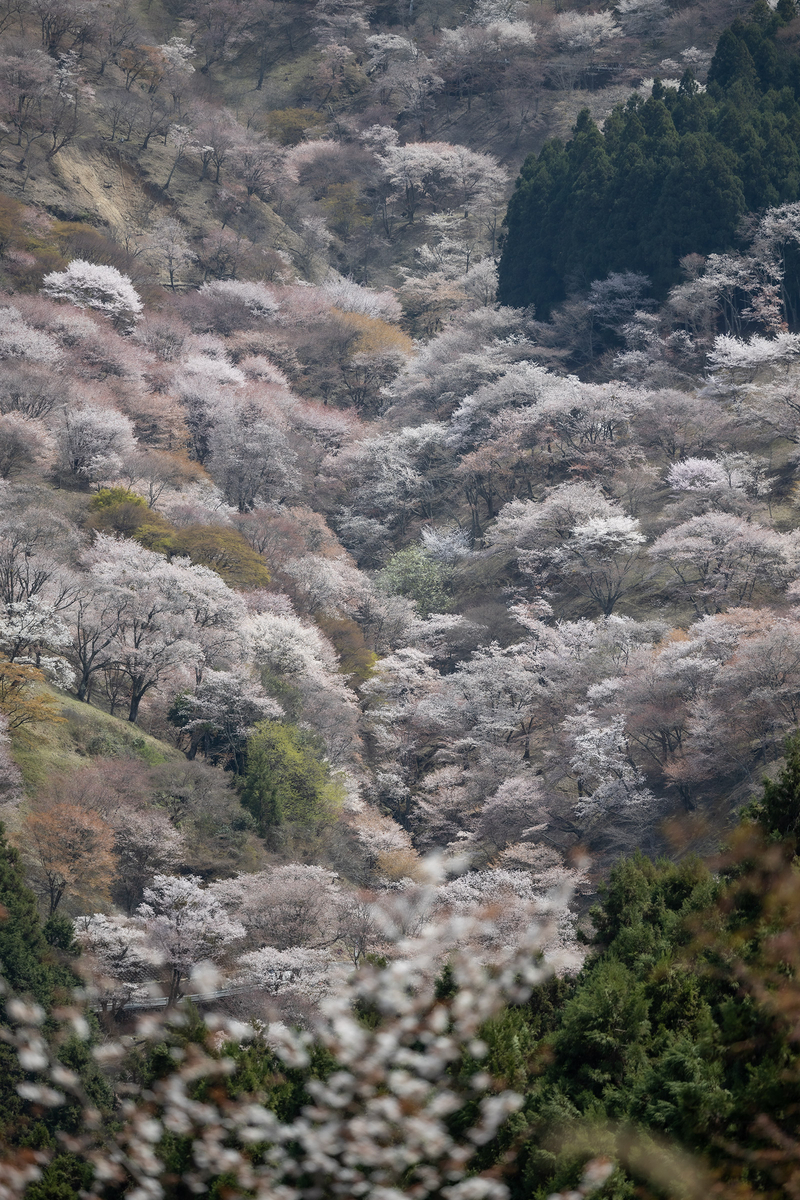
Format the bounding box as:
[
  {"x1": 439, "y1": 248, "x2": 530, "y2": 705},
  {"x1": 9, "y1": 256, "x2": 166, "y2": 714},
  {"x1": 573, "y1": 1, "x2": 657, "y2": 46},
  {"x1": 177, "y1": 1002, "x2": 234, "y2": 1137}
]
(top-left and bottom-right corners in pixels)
[{"x1": 241, "y1": 721, "x2": 343, "y2": 831}]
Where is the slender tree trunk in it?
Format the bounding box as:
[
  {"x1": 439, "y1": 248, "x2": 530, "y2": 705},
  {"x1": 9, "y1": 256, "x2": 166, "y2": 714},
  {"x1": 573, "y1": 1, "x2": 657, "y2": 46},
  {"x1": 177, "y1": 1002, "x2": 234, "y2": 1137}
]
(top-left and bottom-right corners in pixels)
[{"x1": 167, "y1": 966, "x2": 182, "y2": 1006}]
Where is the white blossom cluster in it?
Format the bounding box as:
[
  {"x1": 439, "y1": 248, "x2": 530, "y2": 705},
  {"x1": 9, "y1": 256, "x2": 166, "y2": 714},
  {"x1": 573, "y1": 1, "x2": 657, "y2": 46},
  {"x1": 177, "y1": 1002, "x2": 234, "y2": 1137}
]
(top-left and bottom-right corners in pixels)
[{"x1": 2, "y1": 868, "x2": 579, "y2": 1200}]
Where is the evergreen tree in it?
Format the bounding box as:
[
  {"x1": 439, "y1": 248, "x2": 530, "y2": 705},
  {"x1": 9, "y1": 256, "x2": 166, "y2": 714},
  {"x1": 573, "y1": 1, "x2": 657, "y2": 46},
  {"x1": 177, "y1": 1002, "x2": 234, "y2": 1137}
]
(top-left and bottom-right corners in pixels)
[
  {"x1": 498, "y1": 11, "x2": 800, "y2": 316},
  {"x1": 0, "y1": 824, "x2": 111, "y2": 1189},
  {"x1": 0, "y1": 822, "x2": 67, "y2": 1006},
  {"x1": 746, "y1": 728, "x2": 800, "y2": 841}
]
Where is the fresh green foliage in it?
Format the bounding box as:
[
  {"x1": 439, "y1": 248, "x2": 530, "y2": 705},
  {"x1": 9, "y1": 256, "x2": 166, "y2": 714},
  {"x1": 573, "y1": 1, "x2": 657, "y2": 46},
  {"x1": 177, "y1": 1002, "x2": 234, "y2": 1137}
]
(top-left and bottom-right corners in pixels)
[
  {"x1": 169, "y1": 526, "x2": 272, "y2": 590},
  {"x1": 241, "y1": 720, "x2": 343, "y2": 831},
  {"x1": 378, "y1": 545, "x2": 451, "y2": 618}
]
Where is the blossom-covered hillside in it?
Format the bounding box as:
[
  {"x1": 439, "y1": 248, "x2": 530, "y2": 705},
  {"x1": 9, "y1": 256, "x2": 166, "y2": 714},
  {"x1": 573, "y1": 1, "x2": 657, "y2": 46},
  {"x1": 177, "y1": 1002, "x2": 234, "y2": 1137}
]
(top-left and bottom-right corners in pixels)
[{"x1": 3, "y1": 0, "x2": 800, "y2": 1197}]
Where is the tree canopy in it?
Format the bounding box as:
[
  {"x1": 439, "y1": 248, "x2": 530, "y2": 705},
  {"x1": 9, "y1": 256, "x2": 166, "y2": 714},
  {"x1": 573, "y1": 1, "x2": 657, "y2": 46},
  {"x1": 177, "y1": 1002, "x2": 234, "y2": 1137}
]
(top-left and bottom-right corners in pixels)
[
  {"x1": 498, "y1": 5, "x2": 800, "y2": 315},
  {"x1": 241, "y1": 720, "x2": 343, "y2": 832}
]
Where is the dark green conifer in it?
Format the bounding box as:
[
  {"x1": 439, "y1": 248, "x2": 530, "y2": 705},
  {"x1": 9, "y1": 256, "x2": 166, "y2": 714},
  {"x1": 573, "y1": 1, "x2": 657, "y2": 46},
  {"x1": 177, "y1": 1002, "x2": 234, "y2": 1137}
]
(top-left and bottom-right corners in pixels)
[
  {"x1": 498, "y1": 11, "x2": 800, "y2": 315},
  {"x1": 708, "y1": 28, "x2": 760, "y2": 91},
  {"x1": 750, "y1": 729, "x2": 800, "y2": 841},
  {"x1": 0, "y1": 822, "x2": 59, "y2": 1006}
]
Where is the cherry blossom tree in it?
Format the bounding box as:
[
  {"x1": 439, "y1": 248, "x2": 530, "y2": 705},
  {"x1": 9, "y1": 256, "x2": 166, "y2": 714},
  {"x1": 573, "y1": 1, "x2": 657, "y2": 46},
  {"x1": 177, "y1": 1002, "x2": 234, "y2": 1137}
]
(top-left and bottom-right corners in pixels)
[
  {"x1": 666, "y1": 453, "x2": 771, "y2": 516},
  {"x1": 433, "y1": 867, "x2": 578, "y2": 964},
  {"x1": 246, "y1": 608, "x2": 339, "y2": 679},
  {"x1": 169, "y1": 671, "x2": 281, "y2": 771},
  {"x1": 328, "y1": 429, "x2": 428, "y2": 543},
  {"x1": 379, "y1": 143, "x2": 505, "y2": 225},
  {"x1": 55, "y1": 402, "x2": 137, "y2": 485},
  {"x1": 490, "y1": 484, "x2": 646, "y2": 615},
  {"x1": 0, "y1": 307, "x2": 61, "y2": 366},
  {"x1": 550, "y1": 10, "x2": 620, "y2": 53},
  {"x1": 280, "y1": 552, "x2": 369, "y2": 619},
  {"x1": 361, "y1": 645, "x2": 443, "y2": 782},
  {"x1": 113, "y1": 809, "x2": 186, "y2": 915},
  {"x1": 136, "y1": 873, "x2": 245, "y2": 1005},
  {"x1": 83, "y1": 537, "x2": 210, "y2": 722},
  {"x1": 41, "y1": 261, "x2": 143, "y2": 328},
  {"x1": 702, "y1": 330, "x2": 800, "y2": 441},
  {"x1": 366, "y1": 39, "x2": 443, "y2": 136},
  {"x1": 74, "y1": 912, "x2": 156, "y2": 1022},
  {"x1": 0, "y1": 46, "x2": 86, "y2": 171},
  {"x1": 197, "y1": 279, "x2": 279, "y2": 320},
  {"x1": 142, "y1": 217, "x2": 195, "y2": 290},
  {"x1": 0, "y1": 508, "x2": 79, "y2": 612},
  {"x1": 475, "y1": 773, "x2": 549, "y2": 849},
  {"x1": 436, "y1": 12, "x2": 536, "y2": 116},
  {"x1": 747, "y1": 201, "x2": 800, "y2": 329},
  {"x1": 498, "y1": 841, "x2": 592, "y2": 899},
  {"x1": 649, "y1": 514, "x2": 798, "y2": 615},
  {"x1": 561, "y1": 514, "x2": 646, "y2": 616},
  {"x1": 0, "y1": 591, "x2": 69, "y2": 662},
  {"x1": 68, "y1": 584, "x2": 128, "y2": 703},
  {"x1": 632, "y1": 388, "x2": 729, "y2": 463},
  {"x1": 0, "y1": 413, "x2": 52, "y2": 479},
  {"x1": 246, "y1": 607, "x2": 360, "y2": 764},
  {"x1": 321, "y1": 276, "x2": 402, "y2": 321},
  {"x1": 206, "y1": 399, "x2": 300, "y2": 512},
  {"x1": 563, "y1": 709, "x2": 655, "y2": 818},
  {"x1": 236, "y1": 945, "x2": 336, "y2": 1004},
  {"x1": 410, "y1": 765, "x2": 474, "y2": 853},
  {"x1": 211, "y1": 864, "x2": 341, "y2": 950}
]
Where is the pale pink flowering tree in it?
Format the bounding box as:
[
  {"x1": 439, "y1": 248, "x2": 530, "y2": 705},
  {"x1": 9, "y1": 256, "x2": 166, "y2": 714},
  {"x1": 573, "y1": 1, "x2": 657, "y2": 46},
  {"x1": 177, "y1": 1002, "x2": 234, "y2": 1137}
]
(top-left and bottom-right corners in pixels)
[
  {"x1": 171, "y1": 671, "x2": 280, "y2": 770},
  {"x1": 246, "y1": 607, "x2": 360, "y2": 763},
  {"x1": 55, "y1": 402, "x2": 137, "y2": 484},
  {"x1": 236, "y1": 946, "x2": 336, "y2": 1003},
  {"x1": 112, "y1": 810, "x2": 187, "y2": 915},
  {"x1": 74, "y1": 913, "x2": 157, "y2": 1021},
  {"x1": 649, "y1": 513, "x2": 798, "y2": 615},
  {"x1": 206, "y1": 398, "x2": 300, "y2": 512},
  {"x1": 0, "y1": 413, "x2": 53, "y2": 479},
  {"x1": 0, "y1": 584, "x2": 67, "y2": 661},
  {"x1": 137, "y1": 873, "x2": 245, "y2": 1005},
  {"x1": 41, "y1": 260, "x2": 143, "y2": 329},
  {"x1": 564, "y1": 709, "x2": 655, "y2": 818},
  {"x1": 475, "y1": 773, "x2": 549, "y2": 849},
  {"x1": 379, "y1": 142, "x2": 504, "y2": 224},
  {"x1": 433, "y1": 867, "x2": 580, "y2": 966},
  {"x1": 321, "y1": 275, "x2": 402, "y2": 321},
  {"x1": 83, "y1": 536, "x2": 247, "y2": 721},
  {"x1": 0, "y1": 305, "x2": 61, "y2": 364},
  {"x1": 499, "y1": 842, "x2": 593, "y2": 899},
  {"x1": 211, "y1": 864, "x2": 341, "y2": 950},
  {"x1": 197, "y1": 279, "x2": 279, "y2": 318},
  {"x1": 490, "y1": 484, "x2": 646, "y2": 615},
  {"x1": 550, "y1": 10, "x2": 620, "y2": 52}
]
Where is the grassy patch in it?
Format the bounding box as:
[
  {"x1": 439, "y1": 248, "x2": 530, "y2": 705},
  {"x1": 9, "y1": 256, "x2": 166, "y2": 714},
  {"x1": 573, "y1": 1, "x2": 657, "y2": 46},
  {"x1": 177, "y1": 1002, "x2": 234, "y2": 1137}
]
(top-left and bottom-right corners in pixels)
[{"x1": 12, "y1": 689, "x2": 181, "y2": 792}]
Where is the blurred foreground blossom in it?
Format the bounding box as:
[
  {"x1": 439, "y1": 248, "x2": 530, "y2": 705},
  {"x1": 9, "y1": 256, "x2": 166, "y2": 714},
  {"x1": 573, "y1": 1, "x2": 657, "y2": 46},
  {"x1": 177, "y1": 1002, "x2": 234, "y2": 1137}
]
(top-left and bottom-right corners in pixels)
[{"x1": 1, "y1": 859, "x2": 577, "y2": 1200}]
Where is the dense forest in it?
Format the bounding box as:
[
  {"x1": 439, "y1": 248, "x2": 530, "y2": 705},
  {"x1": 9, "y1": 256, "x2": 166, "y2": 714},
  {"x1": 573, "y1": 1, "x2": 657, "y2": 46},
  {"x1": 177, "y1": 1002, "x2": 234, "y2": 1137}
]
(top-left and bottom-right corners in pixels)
[
  {"x1": 499, "y1": 1, "x2": 800, "y2": 311},
  {"x1": 3, "y1": 0, "x2": 800, "y2": 1195}
]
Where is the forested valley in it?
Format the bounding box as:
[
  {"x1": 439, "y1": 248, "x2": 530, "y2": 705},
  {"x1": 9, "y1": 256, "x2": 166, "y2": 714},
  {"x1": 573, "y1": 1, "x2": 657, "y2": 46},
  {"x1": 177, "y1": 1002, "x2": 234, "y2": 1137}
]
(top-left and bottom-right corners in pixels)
[{"x1": 4, "y1": 0, "x2": 800, "y2": 1195}]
